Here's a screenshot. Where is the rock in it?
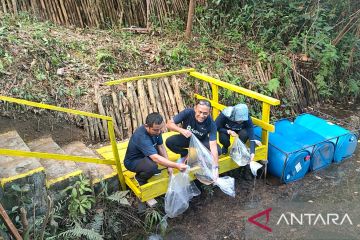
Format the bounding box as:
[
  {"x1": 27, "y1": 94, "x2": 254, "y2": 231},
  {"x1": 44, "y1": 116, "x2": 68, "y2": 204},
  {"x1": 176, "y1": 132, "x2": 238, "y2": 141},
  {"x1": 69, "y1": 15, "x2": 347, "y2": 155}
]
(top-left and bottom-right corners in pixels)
[{"x1": 56, "y1": 68, "x2": 65, "y2": 76}]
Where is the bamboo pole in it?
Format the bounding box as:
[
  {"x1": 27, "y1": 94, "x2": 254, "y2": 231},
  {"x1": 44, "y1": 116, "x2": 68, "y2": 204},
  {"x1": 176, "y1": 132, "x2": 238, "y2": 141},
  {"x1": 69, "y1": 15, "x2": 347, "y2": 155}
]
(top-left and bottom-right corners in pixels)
[
  {"x1": 171, "y1": 76, "x2": 185, "y2": 111},
  {"x1": 111, "y1": 91, "x2": 123, "y2": 136},
  {"x1": 158, "y1": 79, "x2": 174, "y2": 119},
  {"x1": 152, "y1": 80, "x2": 168, "y2": 121},
  {"x1": 120, "y1": 94, "x2": 132, "y2": 137},
  {"x1": 163, "y1": 77, "x2": 178, "y2": 114},
  {"x1": 84, "y1": 116, "x2": 91, "y2": 140},
  {"x1": 94, "y1": 85, "x2": 109, "y2": 140},
  {"x1": 147, "y1": 79, "x2": 158, "y2": 113},
  {"x1": 87, "y1": 117, "x2": 95, "y2": 141},
  {"x1": 137, "y1": 79, "x2": 149, "y2": 123},
  {"x1": 1, "y1": 0, "x2": 7, "y2": 14},
  {"x1": 108, "y1": 106, "x2": 122, "y2": 138},
  {"x1": 126, "y1": 82, "x2": 139, "y2": 130}
]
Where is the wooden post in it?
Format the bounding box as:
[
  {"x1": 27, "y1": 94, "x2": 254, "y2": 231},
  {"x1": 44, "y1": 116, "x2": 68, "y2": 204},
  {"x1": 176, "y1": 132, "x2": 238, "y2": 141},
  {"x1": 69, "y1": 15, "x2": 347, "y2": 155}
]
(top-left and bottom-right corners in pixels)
[
  {"x1": 211, "y1": 83, "x2": 219, "y2": 118},
  {"x1": 185, "y1": 0, "x2": 195, "y2": 40}
]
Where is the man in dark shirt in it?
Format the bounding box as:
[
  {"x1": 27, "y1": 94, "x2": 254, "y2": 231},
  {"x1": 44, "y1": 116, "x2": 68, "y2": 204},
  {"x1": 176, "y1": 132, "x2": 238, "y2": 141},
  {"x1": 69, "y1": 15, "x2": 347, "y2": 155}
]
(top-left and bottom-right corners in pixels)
[
  {"x1": 215, "y1": 104, "x2": 256, "y2": 161},
  {"x1": 124, "y1": 112, "x2": 187, "y2": 185},
  {"x1": 166, "y1": 100, "x2": 221, "y2": 177}
]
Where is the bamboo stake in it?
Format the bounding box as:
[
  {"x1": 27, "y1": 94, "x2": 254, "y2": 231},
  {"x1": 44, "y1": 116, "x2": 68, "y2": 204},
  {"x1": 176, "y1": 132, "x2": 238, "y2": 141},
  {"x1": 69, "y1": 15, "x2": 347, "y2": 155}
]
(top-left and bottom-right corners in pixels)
[
  {"x1": 95, "y1": 117, "x2": 104, "y2": 141},
  {"x1": 111, "y1": 91, "x2": 123, "y2": 135},
  {"x1": 11, "y1": 0, "x2": 16, "y2": 15},
  {"x1": 137, "y1": 79, "x2": 149, "y2": 123},
  {"x1": 147, "y1": 79, "x2": 158, "y2": 112},
  {"x1": 84, "y1": 117, "x2": 91, "y2": 140},
  {"x1": 108, "y1": 106, "x2": 122, "y2": 138},
  {"x1": 121, "y1": 94, "x2": 132, "y2": 137},
  {"x1": 163, "y1": 77, "x2": 178, "y2": 114},
  {"x1": 94, "y1": 85, "x2": 109, "y2": 140},
  {"x1": 158, "y1": 79, "x2": 174, "y2": 119},
  {"x1": 59, "y1": 0, "x2": 69, "y2": 25},
  {"x1": 152, "y1": 80, "x2": 168, "y2": 120},
  {"x1": 171, "y1": 76, "x2": 185, "y2": 111},
  {"x1": 87, "y1": 117, "x2": 95, "y2": 141},
  {"x1": 1, "y1": 0, "x2": 7, "y2": 14},
  {"x1": 126, "y1": 82, "x2": 139, "y2": 131}
]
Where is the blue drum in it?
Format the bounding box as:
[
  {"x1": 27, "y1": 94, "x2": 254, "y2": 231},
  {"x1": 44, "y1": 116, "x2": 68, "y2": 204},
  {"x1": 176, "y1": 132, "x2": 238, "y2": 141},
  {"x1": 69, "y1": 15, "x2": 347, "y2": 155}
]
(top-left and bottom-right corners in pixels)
[
  {"x1": 295, "y1": 114, "x2": 358, "y2": 163},
  {"x1": 254, "y1": 127, "x2": 311, "y2": 183},
  {"x1": 274, "y1": 119, "x2": 335, "y2": 171}
]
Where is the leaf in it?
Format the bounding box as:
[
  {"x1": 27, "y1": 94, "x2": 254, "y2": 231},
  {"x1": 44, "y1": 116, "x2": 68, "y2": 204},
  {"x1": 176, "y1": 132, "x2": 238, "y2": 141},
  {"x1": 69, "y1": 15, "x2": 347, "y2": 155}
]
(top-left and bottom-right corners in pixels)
[
  {"x1": 268, "y1": 78, "x2": 280, "y2": 93},
  {"x1": 106, "y1": 191, "x2": 130, "y2": 205},
  {"x1": 71, "y1": 188, "x2": 77, "y2": 198}
]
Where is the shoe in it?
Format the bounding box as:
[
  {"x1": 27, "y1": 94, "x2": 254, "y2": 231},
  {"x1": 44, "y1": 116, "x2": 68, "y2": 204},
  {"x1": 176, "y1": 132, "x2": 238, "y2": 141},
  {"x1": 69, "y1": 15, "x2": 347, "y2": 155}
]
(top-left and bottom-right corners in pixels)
[
  {"x1": 136, "y1": 199, "x2": 147, "y2": 214},
  {"x1": 135, "y1": 175, "x2": 147, "y2": 186},
  {"x1": 221, "y1": 147, "x2": 228, "y2": 155}
]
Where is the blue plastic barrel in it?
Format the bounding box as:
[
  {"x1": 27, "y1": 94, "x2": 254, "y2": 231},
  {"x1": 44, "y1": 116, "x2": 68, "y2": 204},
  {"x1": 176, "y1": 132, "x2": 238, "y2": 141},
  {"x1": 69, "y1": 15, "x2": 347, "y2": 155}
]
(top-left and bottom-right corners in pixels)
[
  {"x1": 254, "y1": 127, "x2": 311, "y2": 183},
  {"x1": 295, "y1": 114, "x2": 358, "y2": 163},
  {"x1": 274, "y1": 119, "x2": 335, "y2": 171}
]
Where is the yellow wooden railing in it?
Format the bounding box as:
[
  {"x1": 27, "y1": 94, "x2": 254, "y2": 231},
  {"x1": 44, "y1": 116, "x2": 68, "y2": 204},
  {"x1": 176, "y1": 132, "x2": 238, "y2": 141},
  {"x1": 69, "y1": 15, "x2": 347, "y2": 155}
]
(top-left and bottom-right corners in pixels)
[
  {"x1": 0, "y1": 96, "x2": 126, "y2": 190},
  {"x1": 105, "y1": 69, "x2": 280, "y2": 161}
]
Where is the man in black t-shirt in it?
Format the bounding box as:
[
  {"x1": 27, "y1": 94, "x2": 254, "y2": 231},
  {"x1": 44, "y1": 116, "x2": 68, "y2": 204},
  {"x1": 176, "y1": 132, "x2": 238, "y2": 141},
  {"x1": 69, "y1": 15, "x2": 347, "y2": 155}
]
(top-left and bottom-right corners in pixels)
[
  {"x1": 124, "y1": 113, "x2": 187, "y2": 185},
  {"x1": 166, "y1": 100, "x2": 221, "y2": 177}
]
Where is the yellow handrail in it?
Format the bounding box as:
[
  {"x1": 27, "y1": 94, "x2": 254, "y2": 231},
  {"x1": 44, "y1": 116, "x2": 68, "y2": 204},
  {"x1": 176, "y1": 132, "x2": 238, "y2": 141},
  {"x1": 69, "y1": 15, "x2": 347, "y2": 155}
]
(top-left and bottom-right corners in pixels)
[
  {"x1": 104, "y1": 68, "x2": 196, "y2": 86},
  {"x1": 0, "y1": 95, "x2": 126, "y2": 190},
  {"x1": 0, "y1": 96, "x2": 112, "y2": 121},
  {"x1": 189, "y1": 71, "x2": 280, "y2": 106}
]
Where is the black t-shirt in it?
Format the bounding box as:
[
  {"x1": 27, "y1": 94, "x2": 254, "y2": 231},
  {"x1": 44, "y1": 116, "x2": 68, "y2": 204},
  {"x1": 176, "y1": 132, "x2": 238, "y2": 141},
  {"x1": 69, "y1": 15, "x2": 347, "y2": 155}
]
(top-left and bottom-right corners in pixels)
[
  {"x1": 124, "y1": 125, "x2": 163, "y2": 169},
  {"x1": 173, "y1": 108, "x2": 217, "y2": 141},
  {"x1": 215, "y1": 112, "x2": 255, "y2": 154}
]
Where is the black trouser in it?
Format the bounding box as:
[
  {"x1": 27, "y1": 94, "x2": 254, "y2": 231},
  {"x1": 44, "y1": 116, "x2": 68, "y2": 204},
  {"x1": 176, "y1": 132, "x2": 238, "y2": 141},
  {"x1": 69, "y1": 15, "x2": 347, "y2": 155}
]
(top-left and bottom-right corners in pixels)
[
  {"x1": 125, "y1": 157, "x2": 160, "y2": 185},
  {"x1": 165, "y1": 134, "x2": 222, "y2": 157},
  {"x1": 219, "y1": 128, "x2": 249, "y2": 150}
]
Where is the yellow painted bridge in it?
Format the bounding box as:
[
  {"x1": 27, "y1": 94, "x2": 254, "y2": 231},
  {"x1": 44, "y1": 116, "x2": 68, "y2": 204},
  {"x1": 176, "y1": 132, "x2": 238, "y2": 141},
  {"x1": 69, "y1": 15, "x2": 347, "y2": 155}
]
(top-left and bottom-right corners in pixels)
[{"x1": 0, "y1": 69, "x2": 280, "y2": 203}]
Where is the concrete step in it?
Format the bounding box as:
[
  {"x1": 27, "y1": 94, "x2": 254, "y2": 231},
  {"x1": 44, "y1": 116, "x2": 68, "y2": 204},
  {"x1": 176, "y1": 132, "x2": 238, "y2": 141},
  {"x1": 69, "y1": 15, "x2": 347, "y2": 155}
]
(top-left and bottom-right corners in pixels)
[
  {"x1": 27, "y1": 136, "x2": 82, "y2": 190},
  {"x1": 0, "y1": 131, "x2": 47, "y2": 214},
  {"x1": 62, "y1": 141, "x2": 118, "y2": 191}
]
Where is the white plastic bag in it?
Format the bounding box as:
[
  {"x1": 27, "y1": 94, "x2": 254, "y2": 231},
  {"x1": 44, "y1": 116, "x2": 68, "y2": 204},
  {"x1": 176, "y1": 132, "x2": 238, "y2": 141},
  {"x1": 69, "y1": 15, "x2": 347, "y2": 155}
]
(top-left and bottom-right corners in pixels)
[
  {"x1": 249, "y1": 161, "x2": 263, "y2": 176},
  {"x1": 164, "y1": 168, "x2": 200, "y2": 218},
  {"x1": 229, "y1": 137, "x2": 251, "y2": 166},
  {"x1": 214, "y1": 176, "x2": 235, "y2": 197},
  {"x1": 188, "y1": 135, "x2": 236, "y2": 197}
]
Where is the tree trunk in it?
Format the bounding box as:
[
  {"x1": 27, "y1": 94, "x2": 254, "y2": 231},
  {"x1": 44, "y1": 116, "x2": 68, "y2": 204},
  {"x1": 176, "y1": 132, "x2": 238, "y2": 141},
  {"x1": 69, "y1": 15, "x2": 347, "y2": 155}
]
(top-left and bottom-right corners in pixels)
[{"x1": 185, "y1": 0, "x2": 195, "y2": 41}]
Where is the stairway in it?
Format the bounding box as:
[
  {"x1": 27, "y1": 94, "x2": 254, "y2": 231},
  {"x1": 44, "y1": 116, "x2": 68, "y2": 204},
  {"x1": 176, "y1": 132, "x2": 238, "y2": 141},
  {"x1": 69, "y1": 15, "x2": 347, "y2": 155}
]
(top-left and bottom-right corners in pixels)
[{"x1": 0, "y1": 130, "x2": 118, "y2": 214}]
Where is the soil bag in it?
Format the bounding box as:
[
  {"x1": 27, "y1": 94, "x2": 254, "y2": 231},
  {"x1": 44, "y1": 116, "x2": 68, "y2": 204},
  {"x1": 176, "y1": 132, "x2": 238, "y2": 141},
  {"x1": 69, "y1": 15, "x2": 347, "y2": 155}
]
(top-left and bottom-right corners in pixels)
[
  {"x1": 164, "y1": 167, "x2": 200, "y2": 218},
  {"x1": 230, "y1": 136, "x2": 251, "y2": 166},
  {"x1": 188, "y1": 135, "x2": 236, "y2": 197}
]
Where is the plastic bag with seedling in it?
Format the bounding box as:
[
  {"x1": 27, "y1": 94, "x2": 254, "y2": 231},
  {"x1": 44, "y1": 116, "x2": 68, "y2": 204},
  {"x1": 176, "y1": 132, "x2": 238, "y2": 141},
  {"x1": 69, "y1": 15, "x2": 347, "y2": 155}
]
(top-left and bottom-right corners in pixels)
[
  {"x1": 229, "y1": 136, "x2": 251, "y2": 166},
  {"x1": 164, "y1": 167, "x2": 200, "y2": 218},
  {"x1": 188, "y1": 135, "x2": 235, "y2": 197}
]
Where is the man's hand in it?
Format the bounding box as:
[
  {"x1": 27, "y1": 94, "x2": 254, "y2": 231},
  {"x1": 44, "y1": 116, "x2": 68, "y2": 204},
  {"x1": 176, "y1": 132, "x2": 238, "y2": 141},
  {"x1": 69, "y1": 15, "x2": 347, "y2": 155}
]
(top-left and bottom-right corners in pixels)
[
  {"x1": 167, "y1": 167, "x2": 173, "y2": 176},
  {"x1": 181, "y1": 129, "x2": 192, "y2": 138},
  {"x1": 176, "y1": 163, "x2": 188, "y2": 172},
  {"x1": 227, "y1": 130, "x2": 238, "y2": 137},
  {"x1": 250, "y1": 153, "x2": 255, "y2": 162}
]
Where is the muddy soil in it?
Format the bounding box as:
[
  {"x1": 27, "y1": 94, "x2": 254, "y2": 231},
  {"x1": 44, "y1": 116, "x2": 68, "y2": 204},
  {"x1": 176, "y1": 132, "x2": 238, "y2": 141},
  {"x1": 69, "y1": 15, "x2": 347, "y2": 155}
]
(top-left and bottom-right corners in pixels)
[{"x1": 0, "y1": 112, "x2": 86, "y2": 146}]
